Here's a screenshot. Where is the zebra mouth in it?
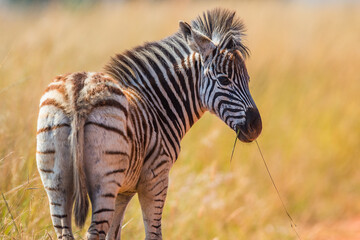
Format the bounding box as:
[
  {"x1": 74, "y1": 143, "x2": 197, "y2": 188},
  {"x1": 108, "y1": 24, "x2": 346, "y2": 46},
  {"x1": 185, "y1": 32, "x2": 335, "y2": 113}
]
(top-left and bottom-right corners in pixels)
[
  {"x1": 234, "y1": 107, "x2": 262, "y2": 143},
  {"x1": 235, "y1": 124, "x2": 253, "y2": 143}
]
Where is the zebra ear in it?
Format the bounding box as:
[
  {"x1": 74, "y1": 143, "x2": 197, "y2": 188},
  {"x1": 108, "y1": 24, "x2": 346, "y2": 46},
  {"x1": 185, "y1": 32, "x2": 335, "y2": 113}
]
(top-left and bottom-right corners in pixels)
[
  {"x1": 179, "y1": 21, "x2": 216, "y2": 59},
  {"x1": 179, "y1": 21, "x2": 192, "y2": 41}
]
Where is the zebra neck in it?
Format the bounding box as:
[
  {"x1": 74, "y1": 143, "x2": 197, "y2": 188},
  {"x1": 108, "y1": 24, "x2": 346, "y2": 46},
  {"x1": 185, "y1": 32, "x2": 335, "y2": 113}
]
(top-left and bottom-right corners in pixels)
[{"x1": 105, "y1": 33, "x2": 206, "y2": 156}]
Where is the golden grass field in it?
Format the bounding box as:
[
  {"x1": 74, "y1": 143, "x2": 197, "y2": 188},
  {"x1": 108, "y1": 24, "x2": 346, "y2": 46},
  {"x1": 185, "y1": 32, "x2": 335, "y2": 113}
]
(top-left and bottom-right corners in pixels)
[{"x1": 1, "y1": 1, "x2": 360, "y2": 239}]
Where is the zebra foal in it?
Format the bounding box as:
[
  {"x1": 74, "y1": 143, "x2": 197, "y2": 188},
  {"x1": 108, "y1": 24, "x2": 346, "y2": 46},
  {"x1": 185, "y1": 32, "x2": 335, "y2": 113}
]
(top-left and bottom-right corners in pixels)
[{"x1": 36, "y1": 8, "x2": 262, "y2": 240}]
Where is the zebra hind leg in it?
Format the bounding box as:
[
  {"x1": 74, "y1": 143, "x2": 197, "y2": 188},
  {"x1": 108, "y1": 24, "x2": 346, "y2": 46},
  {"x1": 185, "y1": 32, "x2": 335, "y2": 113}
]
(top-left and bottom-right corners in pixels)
[
  {"x1": 106, "y1": 193, "x2": 135, "y2": 240},
  {"x1": 84, "y1": 122, "x2": 129, "y2": 240},
  {"x1": 137, "y1": 168, "x2": 170, "y2": 240},
  {"x1": 85, "y1": 180, "x2": 120, "y2": 240},
  {"x1": 36, "y1": 122, "x2": 74, "y2": 240}
]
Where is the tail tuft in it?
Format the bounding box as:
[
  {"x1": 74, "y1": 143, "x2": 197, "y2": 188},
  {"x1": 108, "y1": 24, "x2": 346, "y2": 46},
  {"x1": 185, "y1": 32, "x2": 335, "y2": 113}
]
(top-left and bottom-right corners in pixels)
[{"x1": 74, "y1": 191, "x2": 89, "y2": 228}]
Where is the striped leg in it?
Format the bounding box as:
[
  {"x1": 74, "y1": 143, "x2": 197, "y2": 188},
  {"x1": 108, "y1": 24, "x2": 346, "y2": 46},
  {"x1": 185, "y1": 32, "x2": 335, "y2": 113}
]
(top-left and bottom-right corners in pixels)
[
  {"x1": 85, "y1": 157, "x2": 120, "y2": 240},
  {"x1": 137, "y1": 162, "x2": 170, "y2": 240},
  {"x1": 37, "y1": 120, "x2": 74, "y2": 240},
  {"x1": 85, "y1": 152, "x2": 125, "y2": 240},
  {"x1": 86, "y1": 188, "x2": 117, "y2": 240},
  {"x1": 107, "y1": 193, "x2": 135, "y2": 240},
  {"x1": 84, "y1": 109, "x2": 129, "y2": 240}
]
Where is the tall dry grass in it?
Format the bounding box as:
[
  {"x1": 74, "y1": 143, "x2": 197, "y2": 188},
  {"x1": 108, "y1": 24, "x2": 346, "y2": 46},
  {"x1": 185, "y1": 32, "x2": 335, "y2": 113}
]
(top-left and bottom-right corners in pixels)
[{"x1": 0, "y1": 1, "x2": 359, "y2": 239}]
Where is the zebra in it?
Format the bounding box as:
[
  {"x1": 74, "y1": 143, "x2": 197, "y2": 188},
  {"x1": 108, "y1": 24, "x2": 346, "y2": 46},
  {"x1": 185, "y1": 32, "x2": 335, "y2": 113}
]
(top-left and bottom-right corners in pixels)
[{"x1": 36, "y1": 8, "x2": 262, "y2": 240}]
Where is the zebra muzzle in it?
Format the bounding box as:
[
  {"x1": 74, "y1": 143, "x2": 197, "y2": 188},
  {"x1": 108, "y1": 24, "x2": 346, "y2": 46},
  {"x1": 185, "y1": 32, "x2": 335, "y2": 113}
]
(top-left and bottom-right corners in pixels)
[{"x1": 236, "y1": 107, "x2": 262, "y2": 142}]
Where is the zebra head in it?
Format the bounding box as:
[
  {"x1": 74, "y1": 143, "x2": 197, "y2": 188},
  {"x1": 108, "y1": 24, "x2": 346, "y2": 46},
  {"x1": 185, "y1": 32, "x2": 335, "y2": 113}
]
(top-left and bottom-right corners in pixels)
[{"x1": 179, "y1": 9, "x2": 262, "y2": 142}]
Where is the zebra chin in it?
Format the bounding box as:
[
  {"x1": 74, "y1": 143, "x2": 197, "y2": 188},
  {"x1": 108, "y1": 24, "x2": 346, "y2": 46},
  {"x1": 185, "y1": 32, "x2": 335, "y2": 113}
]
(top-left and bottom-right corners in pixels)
[{"x1": 235, "y1": 107, "x2": 262, "y2": 143}]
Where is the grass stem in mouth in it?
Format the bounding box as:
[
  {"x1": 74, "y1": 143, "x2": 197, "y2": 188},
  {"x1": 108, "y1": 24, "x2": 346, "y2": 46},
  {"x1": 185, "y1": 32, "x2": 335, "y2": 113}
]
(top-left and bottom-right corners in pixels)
[{"x1": 230, "y1": 128, "x2": 241, "y2": 163}]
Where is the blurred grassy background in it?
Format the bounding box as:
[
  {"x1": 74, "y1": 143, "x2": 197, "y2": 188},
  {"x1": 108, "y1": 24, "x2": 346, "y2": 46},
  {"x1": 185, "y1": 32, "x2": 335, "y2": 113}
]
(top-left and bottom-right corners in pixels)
[{"x1": 0, "y1": 1, "x2": 360, "y2": 239}]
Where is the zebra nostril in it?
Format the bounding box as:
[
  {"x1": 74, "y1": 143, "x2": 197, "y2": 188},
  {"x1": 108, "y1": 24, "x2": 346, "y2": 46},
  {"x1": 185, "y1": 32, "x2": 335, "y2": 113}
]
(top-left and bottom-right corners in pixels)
[{"x1": 245, "y1": 107, "x2": 262, "y2": 134}]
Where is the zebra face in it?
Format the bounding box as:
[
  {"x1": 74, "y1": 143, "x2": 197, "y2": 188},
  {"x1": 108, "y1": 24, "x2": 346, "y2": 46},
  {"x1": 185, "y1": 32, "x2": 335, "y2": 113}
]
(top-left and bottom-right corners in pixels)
[
  {"x1": 201, "y1": 50, "x2": 262, "y2": 142},
  {"x1": 180, "y1": 21, "x2": 262, "y2": 142}
]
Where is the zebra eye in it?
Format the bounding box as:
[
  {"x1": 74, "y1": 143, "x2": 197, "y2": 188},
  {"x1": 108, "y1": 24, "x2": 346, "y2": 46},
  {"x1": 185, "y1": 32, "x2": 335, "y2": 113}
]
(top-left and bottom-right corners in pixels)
[{"x1": 217, "y1": 75, "x2": 231, "y2": 85}]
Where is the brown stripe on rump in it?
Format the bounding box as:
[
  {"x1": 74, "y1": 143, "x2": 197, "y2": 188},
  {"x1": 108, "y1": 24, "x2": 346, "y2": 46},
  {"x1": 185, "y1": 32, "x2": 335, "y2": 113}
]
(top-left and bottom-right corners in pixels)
[
  {"x1": 90, "y1": 72, "x2": 105, "y2": 81},
  {"x1": 85, "y1": 121, "x2": 128, "y2": 140},
  {"x1": 91, "y1": 72, "x2": 118, "y2": 85},
  {"x1": 91, "y1": 72, "x2": 108, "y2": 82},
  {"x1": 72, "y1": 72, "x2": 88, "y2": 111},
  {"x1": 37, "y1": 123, "x2": 70, "y2": 134},
  {"x1": 53, "y1": 73, "x2": 71, "y2": 82},
  {"x1": 92, "y1": 99, "x2": 127, "y2": 116},
  {"x1": 53, "y1": 76, "x2": 65, "y2": 83},
  {"x1": 102, "y1": 75, "x2": 118, "y2": 82},
  {"x1": 87, "y1": 84, "x2": 124, "y2": 99},
  {"x1": 44, "y1": 84, "x2": 69, "y2": 102},
  {"x1": 40, "y1": 99, "x2": 66, "y2": 112}
]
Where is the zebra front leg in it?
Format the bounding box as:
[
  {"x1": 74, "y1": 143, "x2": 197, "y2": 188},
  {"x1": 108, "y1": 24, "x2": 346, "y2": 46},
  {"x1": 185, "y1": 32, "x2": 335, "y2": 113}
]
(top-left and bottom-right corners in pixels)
[
  {"x1": 107, "y1": 193, "x2": 135, "y2": 240},
  {"x1": 137, "y1": 170, "x2": 169, "y2": 240}
]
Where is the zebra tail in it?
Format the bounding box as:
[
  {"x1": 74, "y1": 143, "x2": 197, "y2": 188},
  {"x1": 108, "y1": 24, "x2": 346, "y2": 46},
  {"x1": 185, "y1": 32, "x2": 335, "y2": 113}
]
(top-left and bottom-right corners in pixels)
[{"x1": 71, "y1": 113, "x2": 89, "y2": 228}]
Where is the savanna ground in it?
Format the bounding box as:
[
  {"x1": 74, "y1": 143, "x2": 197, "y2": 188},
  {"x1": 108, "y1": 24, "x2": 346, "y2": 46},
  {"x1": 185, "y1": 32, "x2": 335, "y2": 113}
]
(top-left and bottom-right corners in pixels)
[{"x1": 0, "y1": 1, "x2": 359, "y2": 239}]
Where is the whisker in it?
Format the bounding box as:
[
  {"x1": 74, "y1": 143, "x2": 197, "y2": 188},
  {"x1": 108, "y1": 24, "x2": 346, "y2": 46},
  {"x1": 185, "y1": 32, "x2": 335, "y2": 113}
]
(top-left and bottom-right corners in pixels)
[
  {"x1": 230, "y1": 128, "x2": 241, "y2": 163},
  {"x1": 255, "y1": 140, "x2": 302, "y2": 240}
]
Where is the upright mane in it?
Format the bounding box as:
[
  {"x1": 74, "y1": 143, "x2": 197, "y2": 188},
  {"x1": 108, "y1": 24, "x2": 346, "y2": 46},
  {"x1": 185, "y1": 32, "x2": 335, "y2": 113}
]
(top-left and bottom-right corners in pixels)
[
  {"x1": 105, "y1": 8, "x2": 249, "y2": 85},
  {"x1": 191, "y1": 8, "x2": 249, "y2": 58}
]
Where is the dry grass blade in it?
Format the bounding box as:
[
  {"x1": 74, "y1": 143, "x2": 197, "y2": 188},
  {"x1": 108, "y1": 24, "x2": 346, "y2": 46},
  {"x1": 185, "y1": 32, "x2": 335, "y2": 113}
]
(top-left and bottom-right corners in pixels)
[
  {"x1": 122, "y1": 218, "x2": 133, "y2": 229},
  {"x1": 46, "y1": 231, "x2": 53, "y2": 240},
  {"x1": 0, "y1": 78, "x2": 28, "y2": 95},
  {"x1": 255, "y1": 140, "x2": 302, "y2": 240},
  {"x1": 0, "y1": 46, "x2": 12, "y2": 69},
  {"x1": 4, "y1": 177, "x2": 40, "y2": 195},
  {"x1": 1, "y1": 193, "x2": 20, "y2": 235},
  {"x1": 0, "y1": 152, "x2": 14, "y2": 163}
]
